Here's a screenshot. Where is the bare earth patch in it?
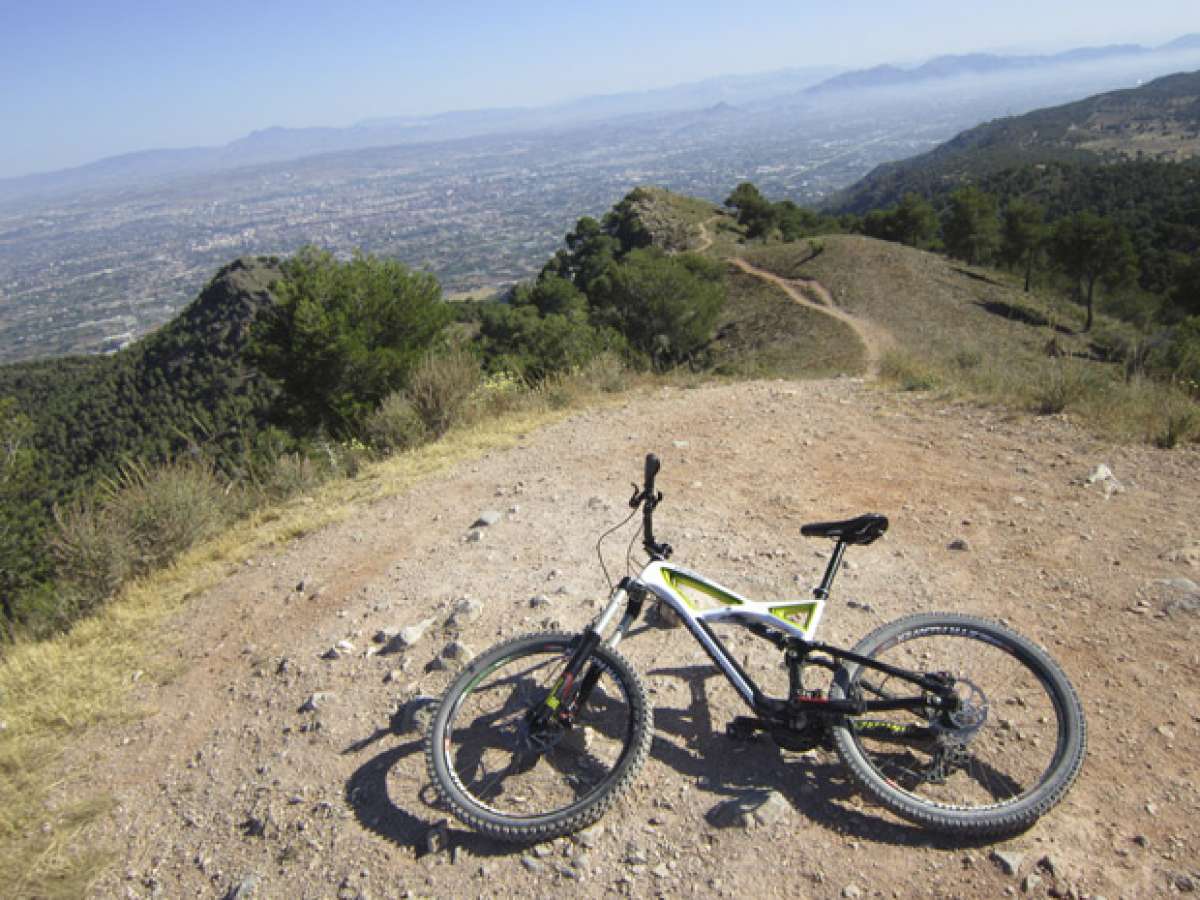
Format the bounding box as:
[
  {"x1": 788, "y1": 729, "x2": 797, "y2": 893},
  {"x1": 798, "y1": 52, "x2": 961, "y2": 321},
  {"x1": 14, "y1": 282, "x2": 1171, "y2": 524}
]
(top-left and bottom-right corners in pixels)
[{"x1": 63, "y1": 379, "x2": 1199, "y2": 899}]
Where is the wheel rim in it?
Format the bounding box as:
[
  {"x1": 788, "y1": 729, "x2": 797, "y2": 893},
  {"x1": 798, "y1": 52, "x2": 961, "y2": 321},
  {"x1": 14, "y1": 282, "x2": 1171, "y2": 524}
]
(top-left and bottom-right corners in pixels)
[
  {"x1": 846, "y1": 626, "x2": 1068, "y2": 813},
  {"x1": 442, "y1": 643, "x2": 638, "y2": 821}
]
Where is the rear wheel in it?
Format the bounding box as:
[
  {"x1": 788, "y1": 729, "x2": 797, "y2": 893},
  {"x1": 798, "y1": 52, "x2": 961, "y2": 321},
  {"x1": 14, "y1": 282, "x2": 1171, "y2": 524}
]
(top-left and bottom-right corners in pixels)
[
  {"x1": 425, "y1": 631, "x2": 652, "y2": 842},
  {"x1": 830, "y1": 613, "x2": 1085, "y2": 836}
]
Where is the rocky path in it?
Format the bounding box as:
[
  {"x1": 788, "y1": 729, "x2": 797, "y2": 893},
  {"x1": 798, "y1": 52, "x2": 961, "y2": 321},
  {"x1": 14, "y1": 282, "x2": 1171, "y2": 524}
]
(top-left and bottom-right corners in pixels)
[
  {"x1": 730, "y1": 257, "x2": 892, "y2": 376},
  {"x1": 71, "y1": 379, "x2": 1200, "y2": 899}
]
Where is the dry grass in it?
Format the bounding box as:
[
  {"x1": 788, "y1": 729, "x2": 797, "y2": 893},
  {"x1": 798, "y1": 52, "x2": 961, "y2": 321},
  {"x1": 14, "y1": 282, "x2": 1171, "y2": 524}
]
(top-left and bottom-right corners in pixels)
[
  {"x1": 707, "y1": 265, "x2": 866, "y2": 378},
  {"x1": 744, "y1": 235, "x2": 1200, "y2": 446}
]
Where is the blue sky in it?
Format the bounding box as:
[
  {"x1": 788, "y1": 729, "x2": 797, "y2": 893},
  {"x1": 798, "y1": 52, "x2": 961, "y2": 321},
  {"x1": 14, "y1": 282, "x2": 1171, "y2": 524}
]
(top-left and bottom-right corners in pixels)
[{"x1": 1, "y1": 0, "x2": 1196, "y2": 178}]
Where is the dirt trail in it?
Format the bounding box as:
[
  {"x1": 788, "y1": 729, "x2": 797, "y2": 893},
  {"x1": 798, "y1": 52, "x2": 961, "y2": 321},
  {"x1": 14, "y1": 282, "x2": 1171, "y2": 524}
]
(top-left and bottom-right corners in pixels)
[
  {"x1": 730, "y1": 257, "x2": 892, "y2": 376},
  {"x1": 694, "y1": 215, "x2": 719, "y2": 252},
  {"x1": 67, "y1": 379, "x2": 1200, "y2": 900}
]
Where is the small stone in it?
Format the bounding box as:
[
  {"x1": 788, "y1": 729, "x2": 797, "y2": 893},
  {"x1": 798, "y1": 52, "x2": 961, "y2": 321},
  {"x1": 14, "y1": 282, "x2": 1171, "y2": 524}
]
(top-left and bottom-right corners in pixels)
[
  {"x1": 529, "y1": 594, "x2": 550, "y2": 608},
  {"x1": 321, "y1": 647, "x2": 342, "y2": 660},
  {"x1": 388, "y1": 618, "x2": 435, "y2": 652},
  {"x1": 672, "y1": 440, "x2": 690, "y2": 449},
  {"x1": 652, "y1": 864, "x2": 670, "y2": 879},
  {"x1": 447, "y1": 598, "x2": 484, "y2": 628},
  {"x1": 224, "y1": 875, "x2": 261, "y2": 900},
  {"x1": 991, "y1": 849, "x2": 1024, "y2": 876},
  {"x1": 842, "y1": 886, "x2": 862, "y2": 899},
  {"x1": 295, "y1": 578, "x2": 307, "y2": 593},
  {"x1": 299, "y1": 692, "x2": 334, "y2": 713},
  {"x1": 383, "y1": 669, "x2": 403, "y2": 684},
  {"x1": 531, "y1": 843, "x2": 553, "y2": 859},
  {"x1": 587, "y1": 496, "x2": 607, "y2": 510},
  {"x1": 520, "y1": 855, "x2": 544, "y2": 873},
  {"x1": 373, "y1": 627, "x2": 399, "y2": 644},
  {"x1": 336, "y1": 639, "x2": 354, "y2": 653},
  {"x1": 465, "y1": 529, "x2": 484, "y2": 543},
  {"x1": 472, "y1": 511, "x2": 502, "y2": 528},
  {"x1": 1021, "y1": 873, "x2": 1042, "y2": 894},
  {"x1": 1175, "y1": 874, "x2": 1196, "y2": 893},
  {"x1": 573, "y1": 825, "x2": 604, "y2": 849},
  {"x1": 441, "y1": 641, "x2": 474, "y2": 666},
  {"x1": 507, "y1": 505, "x2": 520, "y2": 515},
  {"x1": 948, "y1": 538, "x2": 970, "y2": 551}
]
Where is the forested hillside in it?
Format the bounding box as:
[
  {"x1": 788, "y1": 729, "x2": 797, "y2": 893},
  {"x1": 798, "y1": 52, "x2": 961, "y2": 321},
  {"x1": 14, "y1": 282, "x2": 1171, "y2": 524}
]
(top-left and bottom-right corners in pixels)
[
  {"x1": 0, "y1": 258, "x2": 283, "y2": 629},
  {"x1": 832, "y1": 69, "x2": 1200, "y2": 214}
]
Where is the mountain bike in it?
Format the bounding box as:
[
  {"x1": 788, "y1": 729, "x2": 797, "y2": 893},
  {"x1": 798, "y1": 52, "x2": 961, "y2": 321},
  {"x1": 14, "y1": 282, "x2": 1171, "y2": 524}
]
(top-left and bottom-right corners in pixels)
[{"x1": 425, "y1": 454, "x2": 1086, "y2": 841}]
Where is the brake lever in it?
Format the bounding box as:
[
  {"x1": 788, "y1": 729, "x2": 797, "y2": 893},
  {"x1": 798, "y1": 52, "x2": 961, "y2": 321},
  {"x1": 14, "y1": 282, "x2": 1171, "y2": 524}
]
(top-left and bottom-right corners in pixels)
[{"x1": 628, "y1": 483, "x2": 643, "y2": 508}]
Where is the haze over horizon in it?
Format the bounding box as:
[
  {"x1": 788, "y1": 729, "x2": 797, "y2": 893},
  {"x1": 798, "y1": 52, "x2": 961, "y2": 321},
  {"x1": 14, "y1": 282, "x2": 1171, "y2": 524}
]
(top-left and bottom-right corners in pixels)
[{"x1": 3, "y1": 0, "x2": 1198, "y2": 179}]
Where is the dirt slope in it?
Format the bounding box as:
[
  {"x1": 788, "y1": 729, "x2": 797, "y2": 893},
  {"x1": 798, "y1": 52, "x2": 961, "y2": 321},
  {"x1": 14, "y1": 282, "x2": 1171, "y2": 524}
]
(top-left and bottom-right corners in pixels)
[{"x1": 71, "y1": 378, "x2": 1200, "y2": 899}]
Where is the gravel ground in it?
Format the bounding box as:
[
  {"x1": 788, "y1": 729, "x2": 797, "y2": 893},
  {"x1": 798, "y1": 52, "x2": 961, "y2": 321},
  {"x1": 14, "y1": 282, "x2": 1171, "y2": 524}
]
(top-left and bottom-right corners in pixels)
[{"x1": 69, "y1": 378, "x2": 1200, "y2": 899}]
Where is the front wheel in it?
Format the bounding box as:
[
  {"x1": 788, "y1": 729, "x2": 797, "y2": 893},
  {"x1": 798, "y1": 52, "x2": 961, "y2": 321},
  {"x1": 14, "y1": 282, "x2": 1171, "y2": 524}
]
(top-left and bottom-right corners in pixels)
[
  {"x1": 830, "y1": 613, "x2": 1086, "y2": 837},
  {"x1": 425, "y1": 631, "x2": 652, "y2": 842}
]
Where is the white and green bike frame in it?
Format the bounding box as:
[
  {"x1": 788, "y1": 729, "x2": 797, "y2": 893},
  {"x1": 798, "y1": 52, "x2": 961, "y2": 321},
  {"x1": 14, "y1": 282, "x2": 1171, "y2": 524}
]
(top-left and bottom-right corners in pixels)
[{"x1": 530, "y1": 454, "x2": 959, "y2": 744}]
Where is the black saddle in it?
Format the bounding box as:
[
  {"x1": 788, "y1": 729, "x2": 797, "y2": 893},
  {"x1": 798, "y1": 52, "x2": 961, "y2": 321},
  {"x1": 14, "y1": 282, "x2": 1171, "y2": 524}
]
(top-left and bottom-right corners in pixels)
[{"x1": 801, "y1": 513, "x2": 888, "y2": 545}]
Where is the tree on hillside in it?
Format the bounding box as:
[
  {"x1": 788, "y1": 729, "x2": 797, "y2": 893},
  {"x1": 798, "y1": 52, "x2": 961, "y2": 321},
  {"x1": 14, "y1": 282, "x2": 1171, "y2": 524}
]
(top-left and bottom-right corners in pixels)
[
  {"x1": 588, "y1": 249, "x2": 725, "y2": 369},
  {"x1": 862, "y1": 193, "x2": 938, "y2": 248},
  {"x1": 999, "y1": 199, "x2": 1046, "y2": 292},
  {"x1": 892, "y1": 193, "x2": 939, "y2": 248},
  {"x1": 725, "y1": 182, "x2": 778, "y2": 239},
  {"x1": 250, "y1": 247, "x2": 451, "y2": 434},
  {"x1": 1168, "y1": 254, "x2": 1200, "y2": 320},
  {"x1": 775, "y1": 201, "x2": 826, "y2": 242},
  {"x1": 941, "y1": 187, "x2": 1000, "y2": 265},
  {"x1": 1049, "y1": 213, "x2": 1137, "y2": 332},
  {"x1": 0, "y1": 399, "x2": 41, "y2": 622}
]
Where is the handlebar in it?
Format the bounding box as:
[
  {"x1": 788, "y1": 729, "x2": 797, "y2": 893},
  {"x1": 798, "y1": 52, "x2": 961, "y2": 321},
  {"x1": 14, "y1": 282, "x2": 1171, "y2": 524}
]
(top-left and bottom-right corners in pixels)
[
  {"x1": 630, "y1": 453, "x2": 671, "y2": 560},
  {"x1": 644, "y1": 453, "x2": 661, "y2": 497}
]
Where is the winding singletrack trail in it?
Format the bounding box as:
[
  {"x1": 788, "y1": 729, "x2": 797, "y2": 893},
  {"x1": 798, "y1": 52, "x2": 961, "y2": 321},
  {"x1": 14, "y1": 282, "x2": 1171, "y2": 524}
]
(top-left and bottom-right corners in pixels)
[{"x1": 730, "y1": 256, "x2": 891, "y2": 377}]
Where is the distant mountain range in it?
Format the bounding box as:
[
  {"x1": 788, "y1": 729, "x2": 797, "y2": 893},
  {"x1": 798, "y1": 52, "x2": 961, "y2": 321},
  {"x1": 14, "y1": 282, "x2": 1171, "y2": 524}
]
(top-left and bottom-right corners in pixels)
[
  {"x1": 4, "y1": 34, "x2": 1200, "y2": 204},
  {"x1": 830, "y1": 68, "x2": 1200, "y2": 213}
]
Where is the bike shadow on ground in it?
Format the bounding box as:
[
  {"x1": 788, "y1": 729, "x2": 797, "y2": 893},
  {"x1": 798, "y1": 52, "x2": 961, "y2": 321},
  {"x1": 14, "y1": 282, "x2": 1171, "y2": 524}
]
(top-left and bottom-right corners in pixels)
[
  {"x1": 341, "y1": 705, "x2": 524, "y2": 859},
  {"x1": 645, "y1": 663, "x2": 998, "y2": 851},
  {"x1": 339, "y1": 664, "x2": 999, "y2": 859}
]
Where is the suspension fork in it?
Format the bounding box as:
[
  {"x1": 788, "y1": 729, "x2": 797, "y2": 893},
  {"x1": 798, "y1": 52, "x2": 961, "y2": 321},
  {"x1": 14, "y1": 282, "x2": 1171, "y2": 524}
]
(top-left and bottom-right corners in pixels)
[{"x1": 532, "y1": 579, "x2": 646, "y2": 724}]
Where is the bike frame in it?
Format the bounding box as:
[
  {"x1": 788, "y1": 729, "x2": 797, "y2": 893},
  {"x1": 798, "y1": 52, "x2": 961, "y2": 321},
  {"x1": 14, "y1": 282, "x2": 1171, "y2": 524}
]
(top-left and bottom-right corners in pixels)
[{"x1": 575, "y1": 546, "x2": 955, "y2": 726}]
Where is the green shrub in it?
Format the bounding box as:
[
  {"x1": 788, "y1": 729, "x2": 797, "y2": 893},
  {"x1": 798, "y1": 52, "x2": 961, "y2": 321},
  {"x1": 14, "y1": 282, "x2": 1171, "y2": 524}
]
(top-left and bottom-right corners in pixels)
[
  {"x1": 587, "y1": 249, "x2": 725, "y2": 370},
  {"x1": 1032, "y1": 361, "x2": 1094, "y2": 415},
  {"x1": 579, "y1": 351, "x2": 630, "y2": 393},
  {"x1": 249, "y1": 246, "x2": 452, "y2": 434},
  {"x1": 405, "y1": 348, "x2": 481, "y2": 437},
  {"x1": 363, "y1": 392, "x2": 428, "y2": 453},
  {"x1": 51, "y1": 460, "x2": 229, "y2": 607},
  {"x1": 103, "y1": 461, "x2": 229, "y2": 572},
  {"x1": 1150, "y1": 387, "x2": 1200, "y2": 448},
  {"x1": 48, "y1": 500, "x2": 131, "y2": 612}
]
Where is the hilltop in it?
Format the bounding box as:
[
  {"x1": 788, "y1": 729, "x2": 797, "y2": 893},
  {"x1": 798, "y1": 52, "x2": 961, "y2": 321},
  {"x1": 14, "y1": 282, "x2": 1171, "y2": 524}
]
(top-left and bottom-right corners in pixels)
[
  {"x1": 832, "y1": 69, "x2": 1200, "y2": 213},
  {"x1": 3, "y1": 182, "x2": 1200, "y2": 896}
]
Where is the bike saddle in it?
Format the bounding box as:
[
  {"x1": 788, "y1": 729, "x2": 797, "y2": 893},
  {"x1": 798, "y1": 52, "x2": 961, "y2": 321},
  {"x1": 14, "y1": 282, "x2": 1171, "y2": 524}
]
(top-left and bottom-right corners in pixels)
[{"x1": 801, "y1": 514, "x2": 888, "y2": 545}]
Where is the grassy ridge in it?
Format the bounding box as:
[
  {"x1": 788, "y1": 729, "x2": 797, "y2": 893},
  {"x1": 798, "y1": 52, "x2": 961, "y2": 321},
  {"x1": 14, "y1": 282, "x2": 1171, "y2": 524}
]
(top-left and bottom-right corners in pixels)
[
  {"x1": 743, "y1": 234, "x2": 1199, "y2": 445},
  {"x1": 708, "y1": 264, "x2": 866, "y2": 377}
]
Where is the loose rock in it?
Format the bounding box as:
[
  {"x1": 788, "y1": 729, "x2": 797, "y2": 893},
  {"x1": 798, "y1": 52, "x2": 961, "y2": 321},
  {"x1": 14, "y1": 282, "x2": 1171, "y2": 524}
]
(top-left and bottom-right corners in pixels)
[
  {"x1": 708, "y1": 789, "x2": 792, "y2": 828},
  {"x1": 299, "y1": 692, "x2": 334, "y2": 713},
  {"x1": 386, "y1": 617, "x2": 435, "y2": 652},
  {"x1": 472, "y1": 511, "x2": 502, "y2": 528},
  {"x1": 447, "y1": 597, "x2": 484, "y2": 628},
  {"x1": 991, "y1": 849, "x2": 1024, "y2": 876}
]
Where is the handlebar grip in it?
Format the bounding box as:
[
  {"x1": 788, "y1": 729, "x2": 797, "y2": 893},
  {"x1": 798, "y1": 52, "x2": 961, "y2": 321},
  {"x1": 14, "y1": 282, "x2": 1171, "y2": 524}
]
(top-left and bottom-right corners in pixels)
[{"x1": 644, "y1": 453, "x2": 661, "y2": 494}]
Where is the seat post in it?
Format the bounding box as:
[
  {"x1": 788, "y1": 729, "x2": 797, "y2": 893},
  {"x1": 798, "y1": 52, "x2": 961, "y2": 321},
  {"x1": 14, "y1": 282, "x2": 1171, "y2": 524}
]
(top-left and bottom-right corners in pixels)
[{"x1": 813, "y1": 541, "x2": 848, "y2": 600}]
